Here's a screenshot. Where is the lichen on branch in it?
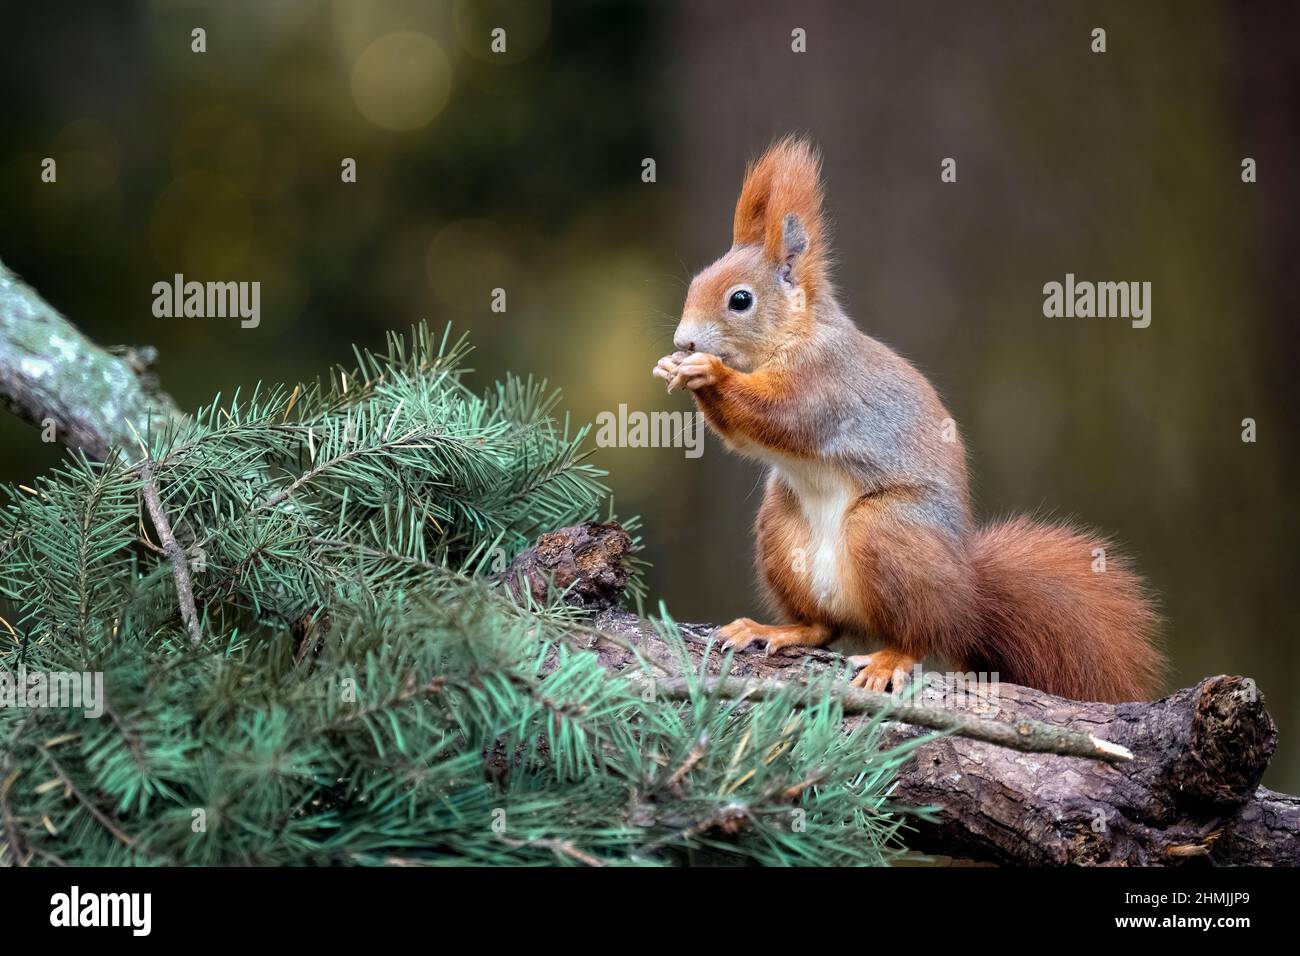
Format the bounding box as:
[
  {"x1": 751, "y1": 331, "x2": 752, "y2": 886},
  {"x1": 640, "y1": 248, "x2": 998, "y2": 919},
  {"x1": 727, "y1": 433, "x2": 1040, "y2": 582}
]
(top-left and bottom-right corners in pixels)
[{"x1": 0, "y1": 257, "x2": 180, "y2": 459}]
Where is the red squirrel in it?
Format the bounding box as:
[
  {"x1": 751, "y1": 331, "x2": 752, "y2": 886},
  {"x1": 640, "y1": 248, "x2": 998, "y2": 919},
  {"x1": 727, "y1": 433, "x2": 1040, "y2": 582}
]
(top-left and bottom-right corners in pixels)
[{"x1": 653, "y1": 136, "x2": 1163, "y2": 702}]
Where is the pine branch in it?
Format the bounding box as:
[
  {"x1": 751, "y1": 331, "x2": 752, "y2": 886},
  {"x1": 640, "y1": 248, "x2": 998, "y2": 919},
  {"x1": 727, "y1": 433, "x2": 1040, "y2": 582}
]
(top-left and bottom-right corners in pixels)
[{"x1": 0, "y1": 275, "x2": 916, "y2": 867}]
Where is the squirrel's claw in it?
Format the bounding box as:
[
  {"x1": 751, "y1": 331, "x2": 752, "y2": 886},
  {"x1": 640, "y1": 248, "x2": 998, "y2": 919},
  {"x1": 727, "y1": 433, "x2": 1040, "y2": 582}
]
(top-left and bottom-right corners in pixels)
[
  {"x1": 717, "y1": 617, "x2": 761, "y2": 651},
  {"x1": 848, "y1": 650, "x2": 918, "y2": 694},
  {"x1": 763, "y1": 631, "x2": 822, "y2": 656},
  {"x1": 653, "y1": 354, "x2": 683, "y2": 392},
  {"x1": 718, "y1": 618, "x2": 833, "y2": 656}
]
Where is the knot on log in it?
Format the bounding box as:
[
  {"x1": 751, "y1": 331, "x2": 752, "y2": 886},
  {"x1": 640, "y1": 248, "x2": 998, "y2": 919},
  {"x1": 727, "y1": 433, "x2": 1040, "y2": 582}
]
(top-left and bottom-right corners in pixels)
[
  {"x1": 1169, "y1": 676, "x2": 1276, "y2": 809},
  {"x1": 500, "y1": 521, "x2": 633, "y2": 611},
  {"x1": 1108, "y1": 675, "x2": 1277, "y2": 824}
]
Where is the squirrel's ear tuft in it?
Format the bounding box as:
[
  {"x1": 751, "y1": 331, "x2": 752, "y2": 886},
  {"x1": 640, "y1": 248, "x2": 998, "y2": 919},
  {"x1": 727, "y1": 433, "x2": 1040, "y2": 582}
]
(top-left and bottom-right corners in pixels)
[{"x1": 732, "y1": 136, "x2": 827, "y2": 297}]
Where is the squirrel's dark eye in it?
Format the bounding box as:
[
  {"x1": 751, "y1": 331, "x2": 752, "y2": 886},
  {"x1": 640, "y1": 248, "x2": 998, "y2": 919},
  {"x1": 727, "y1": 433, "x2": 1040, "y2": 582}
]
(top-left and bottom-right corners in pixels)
[{"x1": 728, "y1": 289, "x2": 754, "y2": 312}]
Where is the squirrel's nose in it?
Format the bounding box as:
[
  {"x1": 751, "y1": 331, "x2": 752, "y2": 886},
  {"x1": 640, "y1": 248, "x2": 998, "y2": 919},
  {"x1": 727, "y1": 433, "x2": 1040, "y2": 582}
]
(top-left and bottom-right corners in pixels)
[{"x1": 673, "y1": 335, "x2": 694, "y2": 352}]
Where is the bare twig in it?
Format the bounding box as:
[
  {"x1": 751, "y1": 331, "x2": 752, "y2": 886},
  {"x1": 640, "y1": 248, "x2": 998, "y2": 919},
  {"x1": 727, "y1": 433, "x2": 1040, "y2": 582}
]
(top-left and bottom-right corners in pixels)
[
  {"x1": 137, "y1": 459, "x2": 202, "y2": 645},
  {"x1": 37, "y1": 746, "x2": 136, "y2": 850},
  {"x1": 1, "y1": 751, "x2": 28, "y2": 866},
  {"x1": 648, "y1": 674, "x2": 1134, "y2": 763},
  {"x1": 666, "y1": 733, "x2": 709, "y2": 794},
  {"x1": 498, "y1": 835, "x2": 607, "y2": 867}
]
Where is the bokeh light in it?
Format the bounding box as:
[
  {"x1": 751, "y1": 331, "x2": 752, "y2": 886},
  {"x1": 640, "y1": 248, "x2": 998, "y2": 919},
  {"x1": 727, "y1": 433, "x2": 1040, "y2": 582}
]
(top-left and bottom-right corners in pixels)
[
  {"x1": 150, "y1": 171, "x2": 253, "y2": 275},
  {"x1": 425, "y1": 219, "x2": 515, "y2": 313},
  {"x1": 350, "y1": 31, "x2": 451, "y2": 132}
]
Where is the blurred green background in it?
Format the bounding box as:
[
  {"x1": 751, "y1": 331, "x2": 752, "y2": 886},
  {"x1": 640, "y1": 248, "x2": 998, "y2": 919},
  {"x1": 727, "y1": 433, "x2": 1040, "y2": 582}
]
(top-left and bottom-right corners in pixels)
[{"x1": 1, "y1": 0, "x2": 1296, "y2": 790}]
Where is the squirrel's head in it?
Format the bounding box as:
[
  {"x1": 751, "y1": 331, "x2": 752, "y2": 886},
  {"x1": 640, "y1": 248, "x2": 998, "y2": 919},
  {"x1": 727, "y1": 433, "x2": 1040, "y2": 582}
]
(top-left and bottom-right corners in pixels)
[{"x1": 674, "y1": 136, "x2": 829, "y2": 371}]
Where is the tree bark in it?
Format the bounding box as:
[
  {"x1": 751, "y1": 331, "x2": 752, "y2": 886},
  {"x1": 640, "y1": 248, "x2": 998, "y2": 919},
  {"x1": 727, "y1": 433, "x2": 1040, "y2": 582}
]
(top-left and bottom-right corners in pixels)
[
  {"x1": 0, "y1": 257, "x2": 180, "y2": 459},
  {"x1": 517, "y1": 521, "x2": 1300, "y2": 867}
]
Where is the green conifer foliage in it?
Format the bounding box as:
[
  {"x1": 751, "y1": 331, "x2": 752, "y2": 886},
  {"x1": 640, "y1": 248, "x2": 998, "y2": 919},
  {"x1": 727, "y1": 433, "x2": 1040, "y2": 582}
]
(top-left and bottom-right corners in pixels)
[{"x1": 0, "y1": 325, "x2": 925, "y2": 865}]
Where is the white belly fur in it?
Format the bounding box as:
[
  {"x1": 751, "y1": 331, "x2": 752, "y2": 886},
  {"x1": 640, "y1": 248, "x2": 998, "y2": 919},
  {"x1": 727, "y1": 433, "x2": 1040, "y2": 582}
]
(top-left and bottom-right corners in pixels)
[{"x1": 770, "y1": 457, "x2": 854, "y2": 617}]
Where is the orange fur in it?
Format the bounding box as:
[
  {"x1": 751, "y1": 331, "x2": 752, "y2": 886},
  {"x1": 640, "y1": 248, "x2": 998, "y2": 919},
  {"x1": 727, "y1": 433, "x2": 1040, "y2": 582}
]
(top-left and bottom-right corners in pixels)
[
  {"x1": 732, "y1": 136, "x2": 829, "y2": 302},
  {"x1": 716, "y1": 617, "x2": 833, "y2": 654},
  {"x1": 690, "y1": 363, "x2": 818, "y2": 458},
  {"x1": 967, "y1": 518, "x2": 1163, "y2": 701},
  {"x1": 757, "y1": 493, "x2": 1163, "y2": 702}
]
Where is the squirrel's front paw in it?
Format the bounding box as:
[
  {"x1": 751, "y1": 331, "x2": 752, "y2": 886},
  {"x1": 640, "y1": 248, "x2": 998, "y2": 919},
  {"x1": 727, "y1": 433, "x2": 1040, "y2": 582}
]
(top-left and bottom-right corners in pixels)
[
  {"x1": 669, "y1": 352, "x2": 725, "y2": 392},
  {"x1": 651, "y1": 351, "x2": 689, "y2": 390}
]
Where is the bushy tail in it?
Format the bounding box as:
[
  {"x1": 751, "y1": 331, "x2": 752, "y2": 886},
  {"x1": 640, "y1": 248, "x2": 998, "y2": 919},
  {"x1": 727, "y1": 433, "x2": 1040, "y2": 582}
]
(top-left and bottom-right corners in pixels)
[{"x1": 966, "y1": 517, "x2": 1164, "y2": 702}]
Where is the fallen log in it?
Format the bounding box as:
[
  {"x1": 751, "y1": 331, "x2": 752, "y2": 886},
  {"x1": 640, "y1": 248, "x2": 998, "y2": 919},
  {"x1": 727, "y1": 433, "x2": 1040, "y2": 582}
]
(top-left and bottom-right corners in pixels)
[{"x1": 510, "y1": 521, "x2": 1300, "y2": 866}]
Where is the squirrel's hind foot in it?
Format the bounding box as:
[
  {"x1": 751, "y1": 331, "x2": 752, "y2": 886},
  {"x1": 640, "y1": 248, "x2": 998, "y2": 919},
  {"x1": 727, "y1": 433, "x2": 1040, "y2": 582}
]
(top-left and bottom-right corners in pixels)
[
  {"x1": 848, "y1": 650, "x2": 918, "y2": 694},
  {"x1": 717, "y1": 618, "x2": 832, "y2": 656}
]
